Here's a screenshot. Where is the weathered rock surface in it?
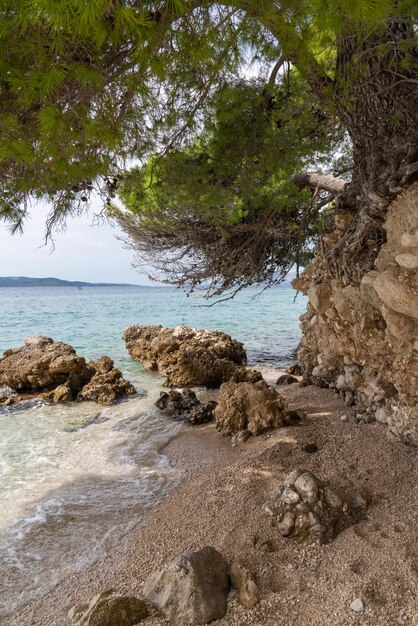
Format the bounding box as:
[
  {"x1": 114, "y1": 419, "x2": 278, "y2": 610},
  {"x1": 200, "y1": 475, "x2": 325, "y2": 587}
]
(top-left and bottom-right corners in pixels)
[
  {"x1": 286, "y1": 362, "x2": 303, "y2": 376},
  {"x1": 0, "y1": 336, "x2": 93, "y2": 393},
  {"x1": 0, "y1": 338, "x2": 136, "y2": 406},
  {"x1": 143, "y1": 546, "x2": 229, "y2": 625},
  {"x1": 214, "y1": 380, "x2": 289, "y2": 437},
  {"x1": 262, "y1": 469, "x2": 354, "y2": 545},
  {"x1": 295, "y1": 184, "x2": 418, "y2": 445},
  {"x1": 276, "y1": 374, "x2": 298, "y2": 385},
  {"x1": 78, "y1": 356, "x2": 136, "y2": 405},
  {"x1": 123, "y1": 324, "x2": 262, "y2": 388},
  {"x1": 155, "y1": 389, "x2": 217, "y2": 425},
  {"x1": 230, "y1": 562, "x2": 261, "y2": 608},
  {"x1": 68, "y1": 590, "x2": 148, "y2": 625}
]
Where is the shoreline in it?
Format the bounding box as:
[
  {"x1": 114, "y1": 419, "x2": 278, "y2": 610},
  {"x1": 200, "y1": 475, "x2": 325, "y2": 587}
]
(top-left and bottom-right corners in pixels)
[{"x1": 6, "y1": 383, "x2": 418, "y2": 626}]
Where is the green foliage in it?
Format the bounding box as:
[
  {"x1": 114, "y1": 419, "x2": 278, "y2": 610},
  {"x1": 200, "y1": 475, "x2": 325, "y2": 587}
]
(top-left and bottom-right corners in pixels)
[
  {"x1": 116, "y1": 75, "x2": 343, "y2": 294},
  {"x1": 121, "y1": 76, "x2": 339, "y2": 227},
  {"x1": 0, "y1": 0, "x2": 414, "y2": 233}
]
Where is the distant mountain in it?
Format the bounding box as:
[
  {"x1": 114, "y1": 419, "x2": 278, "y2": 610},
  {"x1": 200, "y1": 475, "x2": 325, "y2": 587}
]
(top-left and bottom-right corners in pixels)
[{"x1": 0, "y1": 276, "x2": 146, "y2": 288}]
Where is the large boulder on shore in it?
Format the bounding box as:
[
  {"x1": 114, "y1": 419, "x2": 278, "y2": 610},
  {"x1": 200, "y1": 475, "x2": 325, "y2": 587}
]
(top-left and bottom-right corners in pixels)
[
  {"x1": 214, "y1": 380, "x2": 289, "y2": 437},
  {"x1": 0, "y1": 338, "x2": 136, "y2": 406},
  {"x1": 262, "y1": 469, "x2": 355, "y2": 545},
  {"x1": 123, "y1": 324, "x2": 262, "y2": 388},
  {"x1": 143, "y1": 546, "x2": 229, "y2": 625}
]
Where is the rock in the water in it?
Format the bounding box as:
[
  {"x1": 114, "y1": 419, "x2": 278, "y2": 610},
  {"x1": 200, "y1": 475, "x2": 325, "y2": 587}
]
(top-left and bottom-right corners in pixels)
[
  {"x1": 69, "y1": 590, "x2": 148, "y2": 625},
  {"x1": 155, "y1": 389, "x2": 217, "y2": 425},
  {"x1": 0, "y1": 336, "x2": 93, "y2": 394},
  {"x1": 143, "y1": 546, "x2": 228, "y2": 625},
  {"x1": 214, "y1": 380, "x2": 289, "y2": 437},
  {"x1": 155, "y1": 389, "x2": 200, "y2": 415},
  {"x1": 276, "y1": 374, "x2": 298, "y2": 385},
  {"x1": 51, "y1": 384, "x2": 73, "y2": 403},
  {"x1": 123, "y1": 324, "x2": 262, "y2": 388},
  {"x1": 230, "y1": 562, "x2": 261, "y2": 608},
  {"x1": 262, "y1": 469, "x2": 354, "y2": 544},
  {"x1": 77, "y1": 358, "x2": 137, "y2": 405},
  {"x1": 0, "y1": 338, "x2": 136, "y2": 406}
]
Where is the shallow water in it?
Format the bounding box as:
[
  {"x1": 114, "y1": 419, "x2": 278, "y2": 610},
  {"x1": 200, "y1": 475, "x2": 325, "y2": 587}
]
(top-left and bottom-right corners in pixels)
[{"x1": 0, "y1": 284, "x2": 306, "y2": 614}]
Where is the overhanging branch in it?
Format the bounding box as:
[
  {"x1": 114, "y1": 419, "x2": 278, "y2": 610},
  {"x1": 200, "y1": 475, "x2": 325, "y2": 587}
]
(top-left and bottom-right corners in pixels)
[{"x1": 291, "y1": 171, "x2": 348, "y2": 195}]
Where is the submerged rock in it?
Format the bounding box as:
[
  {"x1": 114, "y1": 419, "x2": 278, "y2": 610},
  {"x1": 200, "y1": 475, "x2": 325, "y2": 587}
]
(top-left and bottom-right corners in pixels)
[
  {"x1": 214, "y1": 380, "x2": 289, "y2": 437},
  {"x1": 262, "y1": 469, "x2": 355, "y2": 544},
  {"x1": 143, "y1": 546, "x2": 229, "y2": 625},
  {"x1": 155, "y1": 389, "x2": 217, "y2": 425},
  {"x1": 123, "y1": 324, "x2": 262, "y2": 388},
  {"x1": 0, "y1": 337, "x2": 136, "y2": 406},
  {"x1": 68, "y1": 590, "x2": 148, "y2": 625}
]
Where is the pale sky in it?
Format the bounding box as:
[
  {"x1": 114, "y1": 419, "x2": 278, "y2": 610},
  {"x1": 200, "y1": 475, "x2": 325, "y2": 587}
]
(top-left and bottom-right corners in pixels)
[{"x1": 0, "y1": 202, "x2": 154, "y2": 285}]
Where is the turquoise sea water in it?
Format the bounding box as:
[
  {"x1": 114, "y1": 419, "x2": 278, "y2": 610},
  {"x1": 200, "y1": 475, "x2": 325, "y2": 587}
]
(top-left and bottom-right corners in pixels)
[
  {"x1": 0, "y1": 285, "x2": 306, "y2": 616},
  {"x1": 0, "y1": 284, "x2": 306, "y2": 365}
]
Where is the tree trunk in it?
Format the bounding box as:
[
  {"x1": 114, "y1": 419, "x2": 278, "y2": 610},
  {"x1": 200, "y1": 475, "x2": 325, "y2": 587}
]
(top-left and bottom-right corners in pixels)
[{"x1": 321, "y1": 19, "x2": 418, "y2": 281}]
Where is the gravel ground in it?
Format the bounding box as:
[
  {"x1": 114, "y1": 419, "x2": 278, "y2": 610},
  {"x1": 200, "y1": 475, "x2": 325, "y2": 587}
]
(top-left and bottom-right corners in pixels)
[{"x1": 5, "y1": 383, "x2": 418, "y2": 626}]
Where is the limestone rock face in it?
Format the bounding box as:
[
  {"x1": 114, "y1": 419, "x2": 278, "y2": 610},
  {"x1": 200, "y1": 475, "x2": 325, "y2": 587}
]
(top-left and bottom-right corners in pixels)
[
  {"x1": 295, "y1": 184, "x2": 418, "y2": 445},
  {"x1": 68, "y1": 590, "x2": 148, "y2": 625},
  {"x1": 143, "y1": 546, "x2": 229, "y2": 625},
  {"x1": 262, "y1": 469, "x2": 353, "y2": 545},
  {"x1": 214, "y1": 380, "x2": 288, "y2": 437},
  {"x1": 78, "y1": 357, "x2": 137, "y2": 405},
  {"x1": 123, "y1": 325, "x2": 261, "y2": 388},
  {"x1": 155, "y1": 389, "x2": 217, "y2": 425},
  {"x1": 0, "y1": 338, "x2": 136, "y2": 406}
]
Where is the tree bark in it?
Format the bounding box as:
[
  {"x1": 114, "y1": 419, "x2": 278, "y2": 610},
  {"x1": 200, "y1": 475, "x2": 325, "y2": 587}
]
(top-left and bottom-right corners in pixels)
[
  {"x1": 314, "y1": 19, "x2": 418, "y2": 281},
  {"x1": 334, "y1": 19, "x2": 418, "y2": 202}
]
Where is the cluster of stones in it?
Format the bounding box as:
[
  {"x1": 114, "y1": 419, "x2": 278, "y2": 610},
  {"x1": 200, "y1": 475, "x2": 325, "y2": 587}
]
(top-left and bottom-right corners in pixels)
[
  {"x1": 155, "y1": 389, "x2": 217, "y2": 425},
  {"x1": 125, "y1": 324, "x2": 291, "y2": 440},
  {"x1": 70, "y1": 546, "x2": 261, "y2": 626},
  {"x1": 155, "y1": 380, "x2": 289, "y2": 439},
  {"x1": 69, "y1": 469, "x2": 362, "y2": 625},
  {"x1": 262, "y1": 469, "x2": 354, "y2": 545},
  {"x1": 295, "y1": 184, "x2": 418, "y2": 445},
  {"x1": 0, "y1": 336, "x2": 136, "y2": 406},
  {"x1": 123, "y1": 324, "x2": 262, "y2": 388}
]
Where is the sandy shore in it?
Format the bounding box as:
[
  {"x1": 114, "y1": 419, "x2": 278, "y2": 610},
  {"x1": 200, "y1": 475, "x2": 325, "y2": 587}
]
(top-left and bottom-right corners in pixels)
[{"x1": 6, "y1": 383, "x2": 418, "y2": 626}]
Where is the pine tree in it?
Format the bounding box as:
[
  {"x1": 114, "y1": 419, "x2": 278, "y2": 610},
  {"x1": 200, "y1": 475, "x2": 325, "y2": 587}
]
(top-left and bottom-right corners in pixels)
[{"x1": 0, "y1": 1, "x2": 416, "y2": 289}]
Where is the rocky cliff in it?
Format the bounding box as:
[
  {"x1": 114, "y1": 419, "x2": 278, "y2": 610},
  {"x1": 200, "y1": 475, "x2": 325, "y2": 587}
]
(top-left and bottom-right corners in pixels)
[{"x1": 295, "y1": 184, "x2": 418, "y2": 445}]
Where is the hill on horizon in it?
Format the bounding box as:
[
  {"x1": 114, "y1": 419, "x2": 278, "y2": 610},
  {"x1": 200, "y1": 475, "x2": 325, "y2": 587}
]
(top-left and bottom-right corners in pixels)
[{"x1": 0, "y1": 276, "x2": 151, "y2": 288}]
